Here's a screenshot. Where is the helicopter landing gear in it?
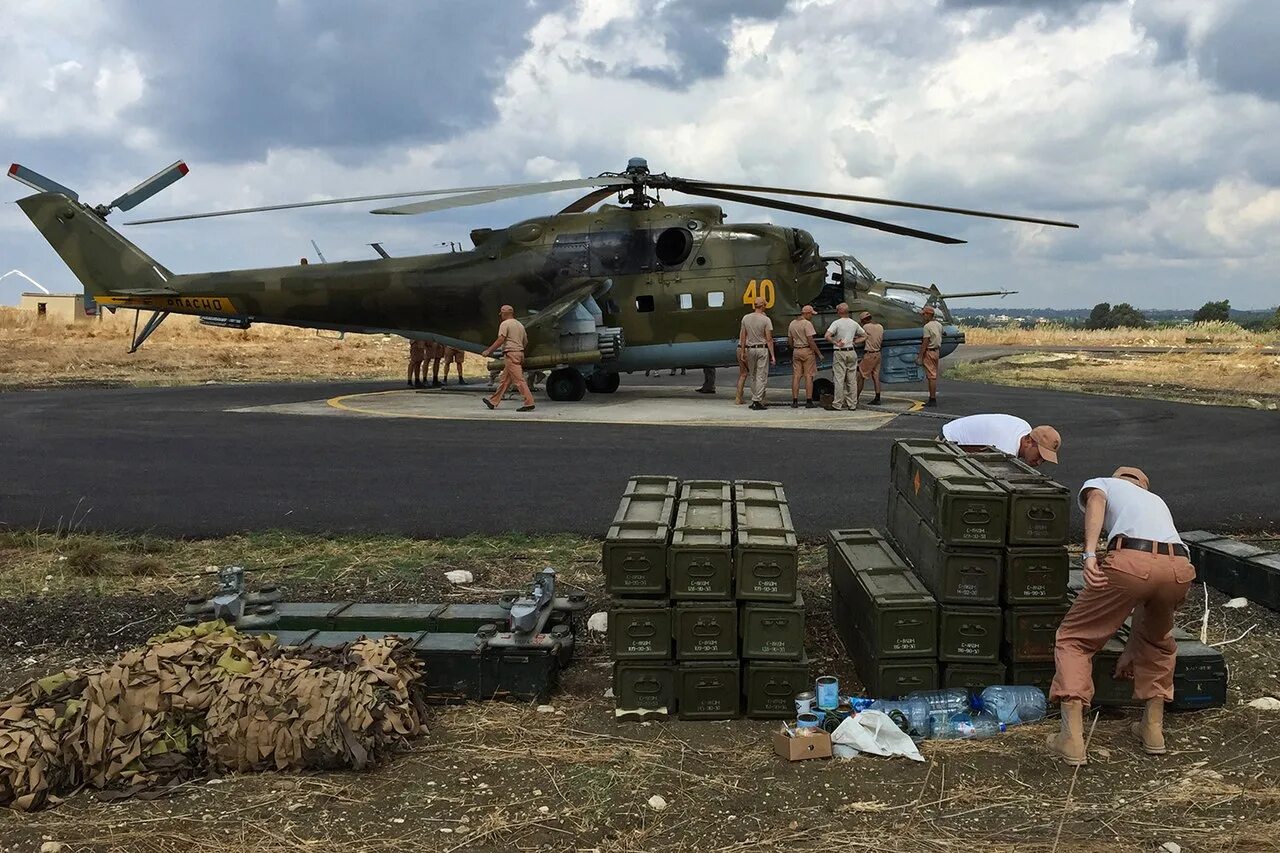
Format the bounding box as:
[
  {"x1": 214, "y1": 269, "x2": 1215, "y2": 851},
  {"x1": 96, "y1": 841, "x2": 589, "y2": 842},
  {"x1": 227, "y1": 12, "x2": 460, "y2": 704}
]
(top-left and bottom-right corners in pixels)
[
  {"x1": 546, "y1": 368, "x2": 587, "y2": 402},
  {"x1": 812, "y1": 377, "x2": 834, "y2": 401},
  {"x1": 586, "y1": 371, "x2": 621, "y2": 394}
]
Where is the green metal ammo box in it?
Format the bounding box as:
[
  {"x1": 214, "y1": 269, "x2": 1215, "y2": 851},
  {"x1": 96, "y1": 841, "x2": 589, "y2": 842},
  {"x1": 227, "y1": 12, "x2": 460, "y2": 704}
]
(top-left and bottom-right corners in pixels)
[
  {"x1": 827, "y1": 528, "x2": 910, "y2": 608},
  {"x1": 1003, "y1": 604, "x2": 1069, "y2": 662},
  {"x1": 1244, "y1": 553, "x2": 1280, "y2": 611},
  {"x1": 330, "y1": 603, "x2": 444, "y2": 634},
  {"x1": 679, "y1": 480, "x2": 734, "y2": 503},
  {"x1": 858, "y1": 658, "x2": 939, "y2": 699},
  {"x1": 603, "y1": 493, "x2": 676, "y2": 597},
  {"x1": 937, "y1": 605, "x2": 1002, "y2": 663},
  {"x1": 1007, "y1": 663, "x2": 1056, "y2": 694},
  {"x1": 272, "y1": 629, "x2": 318, "y2": 648},
  {"x1": 743, "y1": 656, "x2": 810, "y2": 718},
  {"x1": 740, "y1": 592, "x2": 805, "y2": 660},
  {"x1": 897, "y1": 454, "x2": 1009, "y2": 547},
  {"x1": 735, "y1": 499, "x2": 799, "y2": 601},
  {"x1": 274, "y1": 602, "x2": 352, "y2": 631},
  {"x1": 1003, "y1": 546, "x2": 1070, "y2": 605},
  {"x1": 996, "y1": 476, "x2": 1071, "y2": 546},
  {"x1": 435, "y1": 604, "x2": 515, "y2": 634},
  {"x1": 674, "y1": 602, "x2": 738, "y2": 660},
  {"x1": 614, "y1": 661, "x2": 677, "y2": 717},
  {"x1": 847, "y1": 566, "x2": 939, "y2": 658},
  {"x1": 733, "y1": 480, "x2": 788, "y2": 503},
  {"x1": 609, "y1": 600, "x2": 673, "y2": 660},
  {"x1": 669, "y1": 497, "x2": 734, "y2": 600},
  {"x1": 886, "y1": 491, "x2": 1002, "y2": 604},
  {"x1": 942, "y1": 663, "x2": 1008, "y2": 691},
  {"x1": 624, "y1": 475, "x2": 680, "y2": 499},
  {"x1": 1180, "y1": 530, "x2": 1225, "y2": 569},
  {"x1": 1194, "y1": 537, "x2": 1269, "y2": 598},
  {"x1": 889, "y1": 439, "x2": 963, "y2": 474},
  {"x1": 677, "y1": 661, "x2": 742, "y2": 720}
]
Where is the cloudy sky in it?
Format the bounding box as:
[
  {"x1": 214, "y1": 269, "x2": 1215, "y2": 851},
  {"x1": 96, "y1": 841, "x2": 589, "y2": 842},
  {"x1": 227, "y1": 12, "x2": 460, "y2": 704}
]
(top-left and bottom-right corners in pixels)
[{"x1": 3, "y1": 0, "x2": 1277, "y2": 309}]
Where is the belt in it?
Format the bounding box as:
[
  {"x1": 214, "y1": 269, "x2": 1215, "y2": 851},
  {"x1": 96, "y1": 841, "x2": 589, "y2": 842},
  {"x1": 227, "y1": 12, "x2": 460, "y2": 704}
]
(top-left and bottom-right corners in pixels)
[
  {"x1": 1109, "y1": 536, "x2": 1188, "y2": 558},
  {"x1": 835, "y1": 347, "x2": 856, "y2": 351},
  {"x1": 746, "y1": 344, "x2": 766, "y2": 349},
  {"x1": 926, "y1": 347, "x2": 940, "y2": 352},
  {"x1": 793, "y1": 345, "x2": 810, "y2": 349}
]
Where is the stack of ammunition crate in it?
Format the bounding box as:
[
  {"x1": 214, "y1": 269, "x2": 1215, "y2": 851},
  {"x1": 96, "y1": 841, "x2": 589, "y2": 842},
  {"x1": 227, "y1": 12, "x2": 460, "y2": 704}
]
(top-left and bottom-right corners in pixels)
[
  {"x1": 606, "y1": 477, "x2": 807, "y2": 720},
  {"x1": 1182, "y1": 531, "x2": 1280, "y2": 611},
  {"x1": 884, "y1": 439, "x2": 1072, "y2": 693}
]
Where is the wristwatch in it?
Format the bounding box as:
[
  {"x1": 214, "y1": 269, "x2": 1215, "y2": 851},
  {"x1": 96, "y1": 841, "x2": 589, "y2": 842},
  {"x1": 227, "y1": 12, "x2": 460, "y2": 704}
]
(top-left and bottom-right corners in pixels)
[{"x1": 1083, "y1": 552, "x2": 1096, "y2": 560}]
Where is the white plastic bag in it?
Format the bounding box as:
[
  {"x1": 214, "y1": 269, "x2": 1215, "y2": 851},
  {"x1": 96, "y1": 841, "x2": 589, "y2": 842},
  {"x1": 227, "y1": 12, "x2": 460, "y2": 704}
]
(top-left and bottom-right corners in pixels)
[{"x1": 831, "y1": 711, "x2": 925, "y2": 762}]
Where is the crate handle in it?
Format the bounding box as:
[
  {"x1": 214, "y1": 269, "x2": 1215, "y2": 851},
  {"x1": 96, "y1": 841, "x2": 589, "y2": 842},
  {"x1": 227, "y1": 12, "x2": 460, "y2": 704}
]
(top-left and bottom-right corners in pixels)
[
  {"x1": 625, "y1": 623, "x2": 657, "y2": 639},
  {"x1": 899, "y1": 676, "x2": 923, "y2": 687},
  {"x1": 1027, "y1": 507, "x2": 1057, "y2": 521},
  {"x1": 764, "y1": 680, "x2": 793, "y2": 697},
  {"x1": 633, "y1": 678, "x2": 661, "y2": 696},
  {"x1": 752, "y1": 562, "x2": 782, "y2": 578},
  {"x1": 686, "y1": 561, "x2": 716, "y2": 578},
  {"x1": 762, "y1": 618, "x2": 787, "y2": 627},
  {"x1": 692, "y1": 622, "x2": 722, "y2": 638},
  {"x1": 895, "y1": 618, "x2": 923, "y2": 628},
  {"x1": 622, "y1": 556, "x2": 652, "y2": 574},
  {"x1": 696, "y1": 678, "x2": 723, "y2": 690},
  {"x1": 962, "y1": 508, "x2": 991, "y2": 524},
  {"x1": 959, "y1": 624, "x2": 988, "y2": 637},
  {"x1": 959, "y1": 565, "x2": 987, "y2": 575}
]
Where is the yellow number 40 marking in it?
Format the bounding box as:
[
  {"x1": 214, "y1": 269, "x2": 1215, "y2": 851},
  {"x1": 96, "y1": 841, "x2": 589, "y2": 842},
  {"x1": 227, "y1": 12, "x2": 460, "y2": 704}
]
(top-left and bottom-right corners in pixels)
[{"x1": 742, "y1": 279, "x2": 776, "y2": 308}]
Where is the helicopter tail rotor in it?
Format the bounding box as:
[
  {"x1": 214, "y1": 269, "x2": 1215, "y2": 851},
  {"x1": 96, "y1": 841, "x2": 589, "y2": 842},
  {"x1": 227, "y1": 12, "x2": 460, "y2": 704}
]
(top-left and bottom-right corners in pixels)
[{"x1": 9, "y1": 160, "x2": 189, "y2": 218}]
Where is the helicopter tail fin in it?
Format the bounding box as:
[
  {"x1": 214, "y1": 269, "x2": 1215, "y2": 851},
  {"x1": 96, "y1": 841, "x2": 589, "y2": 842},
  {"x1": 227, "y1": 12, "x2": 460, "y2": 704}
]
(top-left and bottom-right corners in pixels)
[{"x1": 15, "y1": 192, "x2": 174, "y2": 299}]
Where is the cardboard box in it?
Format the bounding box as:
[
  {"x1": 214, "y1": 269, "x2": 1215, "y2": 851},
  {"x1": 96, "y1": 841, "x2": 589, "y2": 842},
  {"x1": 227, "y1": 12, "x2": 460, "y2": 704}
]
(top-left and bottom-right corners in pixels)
[{"x1": 773, "y1": 728, "x2": 832, "y2": 761}]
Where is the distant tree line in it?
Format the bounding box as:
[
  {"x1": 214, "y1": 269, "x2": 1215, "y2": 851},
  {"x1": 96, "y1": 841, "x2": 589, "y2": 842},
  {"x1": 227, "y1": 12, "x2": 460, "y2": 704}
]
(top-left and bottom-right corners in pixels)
[{"x1": 958, "y1": 300, "x2": 1280, "y2": 331}]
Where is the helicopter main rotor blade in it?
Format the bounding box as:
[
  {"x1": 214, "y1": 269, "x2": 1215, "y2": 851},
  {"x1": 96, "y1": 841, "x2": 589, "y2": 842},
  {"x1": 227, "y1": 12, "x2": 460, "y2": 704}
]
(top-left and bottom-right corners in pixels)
[
  {"x1": 674, "y1": 179, "x2": 1079, "y2": 229},
  {"x1": 123, "y1": 181, "x2": 532, "y2": 225},
  {"x1": 559, "y1": 187, "x2": 618, "y2": 214},
  {"x1": 673, "y1": 184, "x2": 966, "y2": 245},
  {"x1": 371, "y1": 177, "x2": 632, "y2": 215}
]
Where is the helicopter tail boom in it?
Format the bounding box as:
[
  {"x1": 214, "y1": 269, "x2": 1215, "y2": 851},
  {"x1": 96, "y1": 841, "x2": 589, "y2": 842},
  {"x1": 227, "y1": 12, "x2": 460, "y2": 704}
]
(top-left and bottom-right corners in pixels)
[{"x1": 16, "y1": 192, "x2": 174, "y2": 300}]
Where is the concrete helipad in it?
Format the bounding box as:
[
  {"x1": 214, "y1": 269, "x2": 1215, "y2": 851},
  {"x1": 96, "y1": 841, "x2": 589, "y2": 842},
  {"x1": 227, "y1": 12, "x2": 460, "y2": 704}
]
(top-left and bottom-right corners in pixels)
[{"x1": 229, "y1": 384, "x2": 922, "y2": 430}]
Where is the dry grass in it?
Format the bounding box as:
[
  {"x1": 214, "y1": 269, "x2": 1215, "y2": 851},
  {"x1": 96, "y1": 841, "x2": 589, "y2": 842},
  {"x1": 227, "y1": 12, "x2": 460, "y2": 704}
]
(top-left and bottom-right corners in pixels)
[
  {"x1": 0, "y1": 306, "x2": 488, "y2": 389},
  {"x1": 962, "y1": 321, "x2": 1280, "y2": 348},
  {"x1": 950, "y1": 350, "x2": 1280, "y2": 407}
]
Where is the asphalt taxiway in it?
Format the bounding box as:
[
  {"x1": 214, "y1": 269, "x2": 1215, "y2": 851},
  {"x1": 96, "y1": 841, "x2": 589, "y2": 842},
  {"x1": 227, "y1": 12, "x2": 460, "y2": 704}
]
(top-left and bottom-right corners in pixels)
[{"x1": 0, "y1": 372, "x2": 1274, "y2": 538}]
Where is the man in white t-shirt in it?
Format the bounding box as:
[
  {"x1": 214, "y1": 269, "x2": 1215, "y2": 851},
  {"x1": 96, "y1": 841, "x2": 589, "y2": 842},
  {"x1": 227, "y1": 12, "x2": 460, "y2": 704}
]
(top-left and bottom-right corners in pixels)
[
  {"x1": 1046, "y1": 466, "x2": 1196, "y2": 767},
  {"x1": 823, "y1": 302, "x2": 865, "y2": 411},
  {"x1": 941, "y1": 413, "x2": 1062, "y2": 467}
]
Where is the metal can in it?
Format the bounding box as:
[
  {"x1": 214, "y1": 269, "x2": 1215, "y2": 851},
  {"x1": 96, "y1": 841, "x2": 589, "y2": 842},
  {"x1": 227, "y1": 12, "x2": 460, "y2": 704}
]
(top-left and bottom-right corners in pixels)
[
  {"x1": 794, "y1": 691, "x2": 816, "y2": 716},
  {"x1": 816, "y1": 676, "x2": 839, "y2": 710},
  {"x1": 796, "y1": 712, "x2": 821, "y2": 732}
]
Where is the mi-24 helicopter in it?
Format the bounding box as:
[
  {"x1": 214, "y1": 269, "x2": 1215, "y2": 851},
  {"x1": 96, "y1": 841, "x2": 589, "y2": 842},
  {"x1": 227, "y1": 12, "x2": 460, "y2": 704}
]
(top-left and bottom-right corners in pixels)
[{"x1": 9, "y1": 157, "x2": 1076, "y2": 401}]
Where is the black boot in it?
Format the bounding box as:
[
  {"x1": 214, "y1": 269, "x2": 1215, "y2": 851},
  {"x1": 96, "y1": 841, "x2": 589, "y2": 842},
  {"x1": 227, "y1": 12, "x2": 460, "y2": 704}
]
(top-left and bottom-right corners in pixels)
[
  {"x1": 870, "y1": 395, "x2": 881, "y2": 405},
  {"x1": 791, "y1": 399, "x2": 799, "y2": 408},
  {"x1": 805, "y1": 399, "x2": 815, "y2": 409}
]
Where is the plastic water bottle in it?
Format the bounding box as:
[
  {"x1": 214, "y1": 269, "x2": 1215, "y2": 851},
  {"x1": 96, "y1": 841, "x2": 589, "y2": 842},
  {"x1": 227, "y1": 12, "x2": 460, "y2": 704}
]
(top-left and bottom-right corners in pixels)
[
  {"x1": 867, "y1": 698, "x2": 932, "y2": 738},
  {"x1": 932, "y1": 711, "x2": 1006, "y2": 740},
  {"x1": 906, "y1": 688, "x2": 972, "y2": 715},
  {"x1": 976, "y1": 685, "x2": 1047, "y2": 726}
]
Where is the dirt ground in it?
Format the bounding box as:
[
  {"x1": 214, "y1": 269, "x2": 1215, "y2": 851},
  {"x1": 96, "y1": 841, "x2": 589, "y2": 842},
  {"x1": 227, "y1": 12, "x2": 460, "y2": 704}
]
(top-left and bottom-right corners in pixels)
[
  {"x1": 949, "y1": 350, "x2": 1280, "y2": 409},
  {"x1": 2, "y1": 532, "x2": 1279, "y2": 852}
]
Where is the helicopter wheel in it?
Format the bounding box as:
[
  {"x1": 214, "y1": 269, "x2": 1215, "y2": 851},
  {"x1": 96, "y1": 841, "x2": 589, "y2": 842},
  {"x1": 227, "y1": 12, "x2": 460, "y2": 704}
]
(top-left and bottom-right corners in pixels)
[
  {"x1": 812, "y1": 377, "x2": 835, "y2": 401},
  {"x1": 586, "y1": 371, "x2": 621, "y2": 394},
  {"x1": 546, "y1": 368, "x2": 587, "y2": 402}
]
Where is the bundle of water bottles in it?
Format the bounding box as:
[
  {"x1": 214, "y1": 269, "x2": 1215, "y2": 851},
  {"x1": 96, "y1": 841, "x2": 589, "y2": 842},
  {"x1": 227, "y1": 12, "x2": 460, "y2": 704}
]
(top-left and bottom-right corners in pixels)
[{"x1": 794, "y1": 679, "x2": 1047, "y2": 742}]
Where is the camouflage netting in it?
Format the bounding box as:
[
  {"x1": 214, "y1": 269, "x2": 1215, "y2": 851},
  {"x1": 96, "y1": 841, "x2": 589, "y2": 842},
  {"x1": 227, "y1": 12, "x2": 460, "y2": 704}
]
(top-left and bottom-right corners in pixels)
[{"x1": 0, "y1": 621, "x2": 428, "y2": 810}]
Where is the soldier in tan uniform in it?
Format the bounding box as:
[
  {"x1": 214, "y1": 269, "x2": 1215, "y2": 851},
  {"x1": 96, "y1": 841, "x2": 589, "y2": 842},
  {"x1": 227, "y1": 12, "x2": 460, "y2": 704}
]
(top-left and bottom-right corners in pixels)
[
  {"x1": 1047, "y1": 467, "x2": 1195, "y2": 766},
  {"x1": 481, "y1": 305, "x2": 535, "y2": 411},
  {"x1": 823, "y1": 303, "x2": 864, "y2": 411},
  {"x1": 407, "y1": 340, "x2": 426, "y2": 388},
  {"x1": 787, "y1": 305, "x2": 820, "y2": 408},
  {"x1": 734, "y1": 344, "x2": 748, "y2": 405},
  {"x1": 916, "y1": 305, "x2": 943, "y2": 408},
  {"x1": 738, "y1": 297, "x2": 775, "y2": 410},
  {"x1": 424, "y1": 341, "x2": 445, "y2": 388},
  {"x1": 441, "y1": 346, "x2": 467, "y2": 385},
  {"x1": 857, "y1": 311, "x2": 884, "y2": 406}
]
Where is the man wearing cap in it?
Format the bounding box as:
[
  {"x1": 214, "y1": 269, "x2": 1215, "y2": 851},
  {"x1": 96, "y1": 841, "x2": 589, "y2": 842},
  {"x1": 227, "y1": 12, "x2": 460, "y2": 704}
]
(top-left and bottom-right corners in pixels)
[
  {"x1": 481, "y1": 304, "x2": 536, "y2": 412},
  {"x1": 856, "y1": 310, "x2": 884, "y2": 406},
  {"x1": 823, "y1": 303, "x2": 865, "y2": 411},
  {"x1": 739, "y1": 296, "x2": 776, "y2": 410},
  {"x1": 788, "y1": 305, "x2": 821, "y2": 409},
  {"x1": 1047, "y1": 467, "x2": 1195, "y2": 766},
  {"x1": 916, "y1": 306, "x2": 943, "y2": 407},
  {"x1": 941, "y1": 413, "x2": 1062, "y2": 467}
]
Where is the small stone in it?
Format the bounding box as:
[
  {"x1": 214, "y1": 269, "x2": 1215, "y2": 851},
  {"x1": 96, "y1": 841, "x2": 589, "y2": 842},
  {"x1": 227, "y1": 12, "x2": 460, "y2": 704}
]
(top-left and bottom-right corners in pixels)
[
  {"x1": 533, "y1": 788, "x2": 543, "y2": 796},
  {"x1": 444, "y1": 569, "x2": 474, "y2": 585},
  {"x1": 647, "y1": 795, "x2": 668, "y2": 811},
  {"x1": 538, "y1": 805, "x2": 550, "y2": 814},
  {"x1": 536, "y1": 704, "x2": 555, "y2": 714},
  {"x1": 587, "y1": 611, "x2": 608, "y2": 633},
  {"x1": 391, "y1": 817, "x2": 405, "y2": 824},
  {"x1": 1223, "y1": 597, "x2": 1248, "y2": 609},
  {"x1": 1159, "y1": 843, "x2": 1182, "y2": 853},
  {"x1": 40, "y1": 843, "x2": 65, "y2": 853},
  {"x1": 1246, "y1": 398, "x2": 1264, "y2": 409},
  {"x1": 439, "y1": 827, "x2": 453, "y2": 834},
  {"x1": 1248, "y1": 697, "x2": 1280, "y2": 711},
  {"x1": 603, "y1": 688, "x2": 614, "y2": 699}
]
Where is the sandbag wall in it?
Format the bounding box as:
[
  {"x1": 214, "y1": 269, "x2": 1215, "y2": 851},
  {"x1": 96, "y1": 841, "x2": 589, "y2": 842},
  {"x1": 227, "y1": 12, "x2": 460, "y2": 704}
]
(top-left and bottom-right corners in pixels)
[{"x1": 606, "y1": 477, "x2": 807, "y2": 720}]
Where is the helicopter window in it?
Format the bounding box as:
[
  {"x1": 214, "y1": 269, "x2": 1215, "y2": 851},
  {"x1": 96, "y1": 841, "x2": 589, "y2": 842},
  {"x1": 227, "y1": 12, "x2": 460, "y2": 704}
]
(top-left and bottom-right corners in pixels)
[
  {"x1": 654, "y1": 227, "x2": 694, "y2": 267},
  {"x1": 678, "y1": 293, "x2": 693, "y2": 310},
  {"x1": 635, "y1": 295, "x2": 655, "y2": 313},
  {"x1": 707, "y1": 291, "x2": 725, "y2": 308}
]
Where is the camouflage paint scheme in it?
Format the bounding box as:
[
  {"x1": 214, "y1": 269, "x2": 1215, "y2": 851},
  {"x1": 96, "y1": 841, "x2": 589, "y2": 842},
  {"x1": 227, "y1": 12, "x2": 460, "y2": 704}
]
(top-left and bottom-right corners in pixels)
[{"x1": 17, "y1": 191, "x2": 961, "y2": 384}]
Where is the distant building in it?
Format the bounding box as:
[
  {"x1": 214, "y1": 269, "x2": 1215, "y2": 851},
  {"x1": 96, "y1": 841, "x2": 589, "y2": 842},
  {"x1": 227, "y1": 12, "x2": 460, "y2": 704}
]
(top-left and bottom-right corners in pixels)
[{"x1": 18, "y1": 292, "x2": 95, "y2": 323}]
